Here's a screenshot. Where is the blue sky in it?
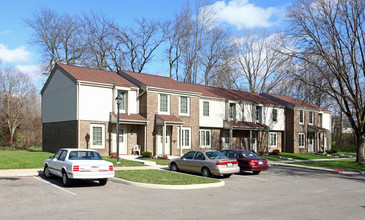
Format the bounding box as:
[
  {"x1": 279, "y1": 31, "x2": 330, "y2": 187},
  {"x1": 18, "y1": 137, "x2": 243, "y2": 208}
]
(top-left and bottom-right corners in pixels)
[{"x1": 0, "y1": 0, "x2": 292, "y2": 88}]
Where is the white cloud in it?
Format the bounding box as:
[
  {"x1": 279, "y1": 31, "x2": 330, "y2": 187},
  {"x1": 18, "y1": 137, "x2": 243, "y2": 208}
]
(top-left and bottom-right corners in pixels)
[
  {"x1": 15, "y1": 64, "x2": 46, "y2": 88},
  {"x1": 0, "y1": 44, "x2": 31, "y2": 63},
  {"x1": 206, "y1": 0, "x2": 282, "y2": 29}
]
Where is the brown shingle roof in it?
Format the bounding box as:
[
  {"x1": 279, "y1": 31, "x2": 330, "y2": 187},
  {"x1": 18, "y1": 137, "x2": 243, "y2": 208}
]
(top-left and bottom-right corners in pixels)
[
  {"x1": 227, "y1": 121, "x2": 269, "y2": 129},
  {"x1": 120, "y1": 70, "x2": 282, "y2": 105},
  {"x1": 111, "y1": 113, "x2": 147, "y2": 122},
  {"x1": 156, "y1": 114, "x2": 184, "y2": 123},
  {"x1": 58, "y1": 63, "x2": 137, "y2": 88}
]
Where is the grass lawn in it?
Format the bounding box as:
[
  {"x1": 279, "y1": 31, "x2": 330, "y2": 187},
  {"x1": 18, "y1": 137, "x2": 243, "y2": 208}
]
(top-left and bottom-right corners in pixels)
[
  {"x1": 146, "y1": 159, "x2": 170, "y2": 166},
  {"x1": 293, "y1": 160, "x2": 365, "y2": 172},
  {"x1": 278, "y1": 152, "x2": 336, "y2": 160},
  {"x1": 114, "y1": 170, "x2": 220, "y2": 185},
  {"x1": 339, "y1": 152, "x2": 357, "y2": 157},
  {"x1": 261, "y1": 156, "x2": 288, "y2": 161},
  {"x1": 0, "y1": 149, "x2": 53, "y2": 169},
  {"x1": 103, "y1": 157, "x2": 146, "y2": 167}
]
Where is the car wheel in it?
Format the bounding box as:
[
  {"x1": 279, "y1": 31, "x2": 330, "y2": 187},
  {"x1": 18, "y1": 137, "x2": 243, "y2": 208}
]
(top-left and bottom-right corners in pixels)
[
  {"x1": 201, "y1": 167, "x2": 211, "y2": 177},
  {"x1": 99, "y1": 178, "x2": 108, "y2": 186},
  {"x1": 223, "y1": 174, "x2": 232, "y2": 178},
  {"x1": 240, "y1": 167, "x2": 246, "y2": 174},
  {"x1": 62, "y1": 171, "x2": 72, "y2": 187},
  {"x1": 170, "y1": 163, "x2": 178, "y2": 172},
  {"x1": 253, "y1": 171, "x2": 261, "y2": 175},
  {"x1": 43, "y1": 166, "x2": 53, "y2": 178}
]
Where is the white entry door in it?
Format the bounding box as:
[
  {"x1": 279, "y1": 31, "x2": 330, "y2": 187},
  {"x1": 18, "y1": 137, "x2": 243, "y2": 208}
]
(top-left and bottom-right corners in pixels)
[
  {"x1": 158, "y1": 127, "x2": 171, "y2": 155},
  {"x1": 308, "y1": 134, "x2": 314, "y2": 153},
  {"x1": 112, "y1": 126, "x2": 127, "y2": 155},
  {"x1": 251, "y1": 132, "x2": 257, "y2": 153},
  {"x1": 222, "y1": 131, "x2": 230, "y2": 150}
]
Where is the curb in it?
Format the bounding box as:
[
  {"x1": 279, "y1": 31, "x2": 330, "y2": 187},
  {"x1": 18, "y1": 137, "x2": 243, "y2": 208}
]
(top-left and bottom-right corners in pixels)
[
  {"x1": 0, "y1": 168, "x2": 42, "y2": 177},
  {"x1": 112, "y1": 177, "x2": 225, "y2": 190},
  {"x1": 272, "y1": 163, "x2": 364, "y2": 175}
]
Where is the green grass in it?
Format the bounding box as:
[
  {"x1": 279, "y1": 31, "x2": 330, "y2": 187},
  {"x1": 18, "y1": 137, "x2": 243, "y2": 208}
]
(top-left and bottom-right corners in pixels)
[
  {"x1": 261, "y1": 156, "x2": 288, "y2": 161},
  {"x1": 293, "y1": 160, "x2": 365, "y2": 172},
  {"x1": 146, "y1": 159, "x2": 170, "y2": 166},
  {"x1": 102, "y1": 157, "x2": 146, "y2": 167},
  {"x1": 278, "y1": 152, "x2": 336, "y2": 160},
  {"x1": 339, "y1": 152, "x2": 356, "y2": 157},
  {"x1": 0, "y1": 149, "x2": 53, "y2": 169},
  {"x1": 115, "y1": 170, "x2": 220, "y2": 185}
]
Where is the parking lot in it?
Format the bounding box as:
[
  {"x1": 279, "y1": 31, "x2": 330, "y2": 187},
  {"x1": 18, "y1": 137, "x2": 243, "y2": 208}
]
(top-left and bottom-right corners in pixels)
[{"x1": 1, "y1": 166, "x2": 364, "y2": 220}]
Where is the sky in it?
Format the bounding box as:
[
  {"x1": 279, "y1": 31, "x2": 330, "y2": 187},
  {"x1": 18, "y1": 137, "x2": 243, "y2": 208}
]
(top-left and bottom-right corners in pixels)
[{"x1": 0, "y1": 0, "x2": 292, "y2": 89}]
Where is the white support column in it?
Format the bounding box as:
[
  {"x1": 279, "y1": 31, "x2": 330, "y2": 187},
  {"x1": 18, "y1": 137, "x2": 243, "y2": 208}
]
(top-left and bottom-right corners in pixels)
[
  {"x1": 144, "y1": 125, "x2": 147, "y2": 153},
  {"x1": 179, "y1": 125, "x2": 183, "y2": 156},
  {"x1": 249, "y1": 130, "x2": 252, "y2": 151},
  {"x1": 229, "y1": 128, "x2": 233, "y2": 149},
  {"x1": 162, "y1": 123, "x2": 166, "y2": 155}
]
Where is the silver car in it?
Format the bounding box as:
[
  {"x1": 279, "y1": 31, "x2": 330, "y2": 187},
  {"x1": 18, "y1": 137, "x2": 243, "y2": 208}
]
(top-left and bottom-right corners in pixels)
[{"x1": 168, "y1": 150, "x2": 239, "y2": 177}]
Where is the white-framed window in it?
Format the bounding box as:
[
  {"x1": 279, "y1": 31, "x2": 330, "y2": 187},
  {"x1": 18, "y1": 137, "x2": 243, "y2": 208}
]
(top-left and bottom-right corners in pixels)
[
  {"x1": 272, "y1": 109, "x2": 278, "y2": 122},
  {"x1": 256, "y1": 106, "x2": 262, "y2": 122},
  {"x1": 203, "y1": 101, "x2": 209, "y2": 117},
  {"x1": 90, "y1": 124, "x2": 105, "y2": 149},
  {"x1": 309, "y1": 111, "x2": 314, "y2": 124},
  {"x1": 299, "y1": 110, "x2": 304, "y2": 124},
  {"x1": 158, "y1": 94, "x2": 170, "y2": 114},
  {"x1": 117, "y1": 90, "x2": 126, "y2": 112},
  {"x1": 269, "y1": 132, "x2": 277, "y2": 147},
  {"x1": 200, "y1": 129, "x2": 211, "y2": 148},
  {"x1": 181, "y1": 127, "x2": 191, "y2": 149},
  {"x1": 299, "y1": 133, "x2": 305, "y2": 148},
  {"x1": 179, "y1": 96, "x2": 189, "y2": 116},
  {"x1": 229, "y1": 103, "x2": 236, "y2": 120}
]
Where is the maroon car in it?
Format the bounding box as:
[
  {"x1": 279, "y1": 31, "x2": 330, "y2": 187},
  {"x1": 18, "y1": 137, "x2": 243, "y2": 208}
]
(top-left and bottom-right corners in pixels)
[{"x1": 222, "y1": 150, "x2": 268, "y2": 174}]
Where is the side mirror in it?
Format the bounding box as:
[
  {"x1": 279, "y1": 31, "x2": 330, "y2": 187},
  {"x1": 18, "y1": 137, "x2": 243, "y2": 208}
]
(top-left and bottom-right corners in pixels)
[
  {"x1": 181, "y1": 157, "x2": 186, "y2": 160},
  {"x1": 49, "y1": 156, "x2": 54, "y2": 159}
]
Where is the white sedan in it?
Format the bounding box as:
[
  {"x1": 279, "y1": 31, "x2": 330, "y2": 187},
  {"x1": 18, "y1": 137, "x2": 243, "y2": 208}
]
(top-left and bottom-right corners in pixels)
[{"x1": 43, "y1": 148, "x2": 115, "y2": 187}]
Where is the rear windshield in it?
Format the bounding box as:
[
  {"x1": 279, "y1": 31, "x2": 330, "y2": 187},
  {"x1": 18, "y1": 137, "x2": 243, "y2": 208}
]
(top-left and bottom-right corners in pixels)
[
  {"x1": 68, "y1": 151, "x2": 102, "y2": 160},
  {"x1": 206, "y1": 151, "x2": 227, "y2": 160},
  {"x1": 240, "y1": 151, "x2": 258, "y2": 157}
]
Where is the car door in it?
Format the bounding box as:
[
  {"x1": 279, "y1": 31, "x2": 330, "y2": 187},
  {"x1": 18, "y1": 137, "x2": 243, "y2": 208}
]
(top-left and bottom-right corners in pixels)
[
  {"x1": 178, "y1": 151, "x2": 195, "y2": 172},
  {"x1": 191, "y1": 151, "x2": 206, "y2": 173},
  {"x1": 48, "y1": 150, "x2": 62, "y2": 177},
  {"x1": 53, "y1": 150, "x2": 68, "y2": 177}
]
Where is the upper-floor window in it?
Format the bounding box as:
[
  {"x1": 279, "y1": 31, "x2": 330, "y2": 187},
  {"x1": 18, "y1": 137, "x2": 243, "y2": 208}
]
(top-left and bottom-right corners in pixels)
[
  {"x1": 299, "y1": 110, "x2": 304, "y2": 124},
  {"x1": 179, "y1": 96, "x2": 189, "y2": 116},
  {"x1": 203, "y1": 101, "x2": 209, "y2": 117},
  {"x1": 256, "y1": 106, "x2": 262, "y2": 122},
  {"x1": 117, "y1": 91, "x2": 126, "y2": 111},
  {"x1": 309, "y1": 111, "x2": 313, "y2": 124},
  {"x1": 272, "y1": 109, "x2": 278, "y2": 122},
  {"x1": 159, "y1": 94, "x2": 169, "y2": 114},
  {"x1": 319, "y1": 113, "x2": 323, "y2": 127},
  {"x1": 229, "y1": 103, "x2": 236, "y2": 120}
]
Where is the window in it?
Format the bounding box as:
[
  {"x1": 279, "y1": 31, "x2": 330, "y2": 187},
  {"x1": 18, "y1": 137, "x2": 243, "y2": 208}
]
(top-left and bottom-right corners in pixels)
[
  {"x1": 299, "y1": 110, "x2": 304, "y2": 124},
  {"x1": 159, "y1": 94, "x2": 169, "y2": 114},
  {"x1": 58, "y1": 150, "x2": 67, "y2": 161},
  {"x1": 269, "y1": 132, "x2": 277, "y2": 147},
  {"x1": 194, "y1": 152, "x2": 205, "y2": 160},
  {"x1": 182, "y1": 151, "x2": 195, "y2": 159},
  {"x1": 299, "y1": 133, "x2": 305, "y2": 148},
  {"x1": 117, "y1": 91, "x2": 126, "y2": 111},
  {"x1": 200, "y1": 130, "x2": 211, "y2": 148},
  {"x1": 309, "y1": 111, "x2": 313, "y2": 124},
  {"x1": 179, "y1": 96, "x2": 189, "y2": 115},
  {"x1": 272, "y1": 109, "x2": 278, "y2": 122},
  {"x1": 181, "y1": 127, "x2": 191, "y2": 148},
  {"x1": 203, "y1": 101, "x2": 209, "y2": 117},
  {"x1": 256, "y1": 106, "x2": 262, "y2": 121},
  {"x1": 90, "y1": 124, "x2": 105, "y2": 149},
  {"x1": 229, "y1": 103, "x2": 236, "y2": 119}
]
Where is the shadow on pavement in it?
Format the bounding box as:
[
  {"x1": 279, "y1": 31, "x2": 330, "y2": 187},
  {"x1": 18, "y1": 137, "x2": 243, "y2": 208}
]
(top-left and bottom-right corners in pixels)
[{"x1": 37, "y1": 173, "x2": 104, "y2": 188}]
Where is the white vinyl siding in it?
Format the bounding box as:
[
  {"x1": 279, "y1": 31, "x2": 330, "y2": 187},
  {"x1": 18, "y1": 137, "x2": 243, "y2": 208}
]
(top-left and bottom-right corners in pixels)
[
  {"x1": 299, "y1": 133, "x2": 305, "y2": 148},
  {"x1": 90, "y1": 124, "x2": 105, "y2": 149},
  {"x1": 200, "y1": 129, "x2": 211, "y2": 148}
]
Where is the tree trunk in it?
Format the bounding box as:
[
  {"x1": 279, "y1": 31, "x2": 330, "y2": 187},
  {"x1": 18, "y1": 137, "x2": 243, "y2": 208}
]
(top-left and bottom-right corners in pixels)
[{"x1": 356, "y1": 133, "x2": 365, "y2": 163}]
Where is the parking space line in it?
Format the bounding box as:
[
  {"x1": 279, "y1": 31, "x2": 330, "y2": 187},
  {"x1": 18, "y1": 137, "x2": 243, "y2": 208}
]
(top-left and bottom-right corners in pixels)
[{"x1": 33, "y1": 176, "x2": 76, "y2": 196}]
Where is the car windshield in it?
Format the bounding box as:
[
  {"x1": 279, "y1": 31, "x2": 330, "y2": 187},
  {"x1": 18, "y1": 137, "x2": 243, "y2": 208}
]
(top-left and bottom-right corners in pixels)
[
  {"x1": 206, "y1": 151, "x2": 227, "y2": 160},
  {"x1": 240, "y1": 151, "x2": 258, "y2": 157},
  {"x1": 68, "y1": 151, "x2": 102, "y2": 160}
]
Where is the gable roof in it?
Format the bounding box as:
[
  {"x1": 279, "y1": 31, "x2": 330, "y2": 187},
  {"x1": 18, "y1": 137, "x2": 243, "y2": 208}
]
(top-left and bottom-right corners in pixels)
[
  {"x1": 57, "y1": 63, "x2": 137, "y2": 88},
  {"x1": 120, "y1": 70, "x2": 282, "y2": 106},
  {"x1": 262, "y1": 93, "x2": 330, "y2": 112}
]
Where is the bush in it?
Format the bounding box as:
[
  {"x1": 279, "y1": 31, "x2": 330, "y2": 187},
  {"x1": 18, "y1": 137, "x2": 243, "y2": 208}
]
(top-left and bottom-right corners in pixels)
[
  {"x1": 110, "y1": 152, "x2": 117, "y2": 158},
  {"x1": 160, "y1": 154, "x2": 168, "y2": 160},
  {"x1": 141, "y1": 151, "x2": 152, "y2": 158},
  {"x1": 271, "y1": 149, "x2": 280, "y2": 155},
  {"x1": 326, "y1": 149, "x2": 338, "y2": 154}
]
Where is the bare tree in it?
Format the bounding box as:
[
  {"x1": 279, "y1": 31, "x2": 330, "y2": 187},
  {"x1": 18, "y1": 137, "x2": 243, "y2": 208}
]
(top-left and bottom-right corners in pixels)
[
  {"x1": 286, "y1": 0, "x2": 365, "y2": 163},
  {"x1": 234, "y1": 30, "x2": 287, "y2": 93},
  {"x1": 0, "y1": 67, "x2": 37, "y2": 142}
]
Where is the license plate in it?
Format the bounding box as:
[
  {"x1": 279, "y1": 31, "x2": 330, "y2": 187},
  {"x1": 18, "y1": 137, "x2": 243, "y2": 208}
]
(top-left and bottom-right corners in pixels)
[
  {"x1": 91, "y1": 166, "x2": 99, "y2": 172},
  {"x1": 258, "y1": 161, "x2": 263, "y2": 165},
  {"x1": 227, "y1": 163, "x2": 233, "y2": 167}
]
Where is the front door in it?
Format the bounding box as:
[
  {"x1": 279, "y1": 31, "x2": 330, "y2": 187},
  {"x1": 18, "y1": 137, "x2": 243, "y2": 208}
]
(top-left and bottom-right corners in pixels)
[
  {"x1": 112, "y1": 125, "x2": 127, "y2": 155},
  {"x1": 158, "y1": 126, "x2": 171, "y2": 155},
  {"x1": 251, "y1": 132, "x2": 257, "y2": 153},
  {"x1": 222, "y1": 131, "x2": 230, "y2": 150},
  {"x1": 308, "y1": 134, "x2": 314, "y2": 153}
]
